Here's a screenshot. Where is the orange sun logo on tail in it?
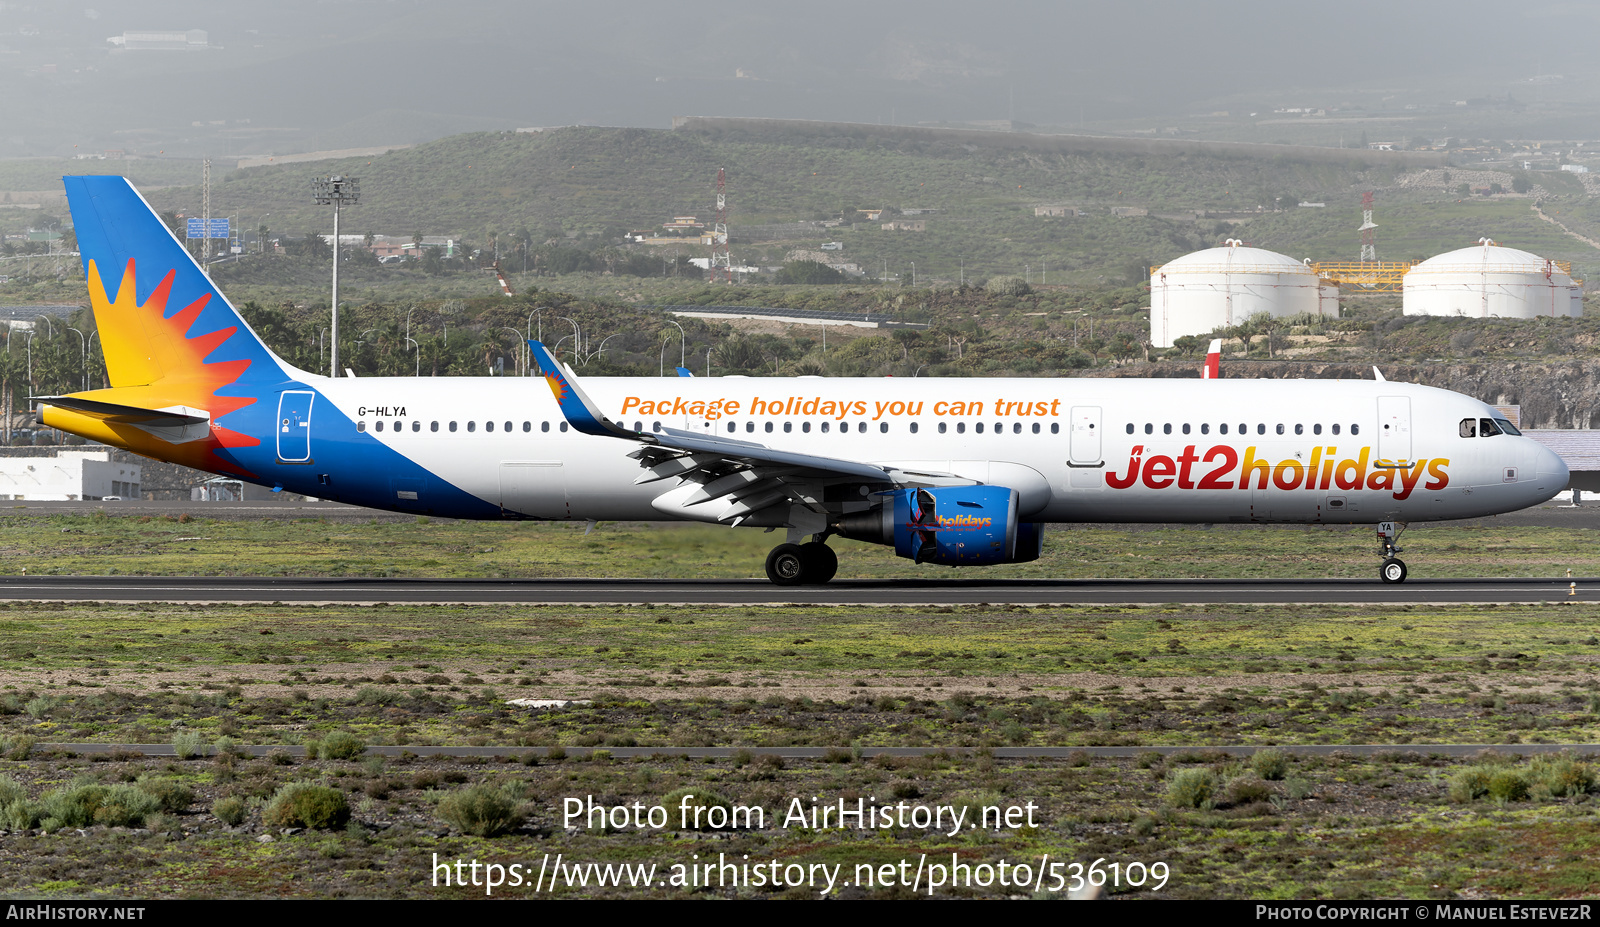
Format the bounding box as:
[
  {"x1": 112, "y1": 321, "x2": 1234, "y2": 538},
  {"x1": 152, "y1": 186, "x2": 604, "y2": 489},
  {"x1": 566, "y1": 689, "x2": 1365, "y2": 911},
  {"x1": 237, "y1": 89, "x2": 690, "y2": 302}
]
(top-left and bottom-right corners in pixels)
[{"x1": 79, "y1": 257, "x2": 262, "y2": 475}]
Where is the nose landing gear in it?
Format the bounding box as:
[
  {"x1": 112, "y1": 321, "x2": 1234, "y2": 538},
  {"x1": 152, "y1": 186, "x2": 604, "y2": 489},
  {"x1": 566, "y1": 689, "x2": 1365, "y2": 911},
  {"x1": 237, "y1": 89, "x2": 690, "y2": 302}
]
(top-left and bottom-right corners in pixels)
[
  {"x1": 1377, "y1": 521, "x2": 1407, "y2": 584},
  {"x1": 764, "y1": 539, "x2": 838, "y2": 586}
]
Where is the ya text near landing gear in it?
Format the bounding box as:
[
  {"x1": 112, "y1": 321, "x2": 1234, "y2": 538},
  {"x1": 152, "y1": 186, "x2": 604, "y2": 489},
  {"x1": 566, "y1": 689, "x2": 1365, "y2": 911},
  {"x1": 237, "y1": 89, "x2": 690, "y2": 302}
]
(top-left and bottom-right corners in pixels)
[
  {"x1": 764, "y1": 539, "x2": 838, "y2": 586},
  {"x1": 1377, "y1": 521, "x2": 1407, "y2": 584}
]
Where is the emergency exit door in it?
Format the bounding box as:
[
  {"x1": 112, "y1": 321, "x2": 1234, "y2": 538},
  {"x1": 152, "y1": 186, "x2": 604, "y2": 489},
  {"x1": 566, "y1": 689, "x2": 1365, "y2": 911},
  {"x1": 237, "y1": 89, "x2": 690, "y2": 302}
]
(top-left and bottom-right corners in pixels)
[
  {"x1": 1377, "y1": 396, "x2": 1411, "y2": 464},
  {"x1": 1070, "y1": 406, "x2": 1102, "y2": 465}
]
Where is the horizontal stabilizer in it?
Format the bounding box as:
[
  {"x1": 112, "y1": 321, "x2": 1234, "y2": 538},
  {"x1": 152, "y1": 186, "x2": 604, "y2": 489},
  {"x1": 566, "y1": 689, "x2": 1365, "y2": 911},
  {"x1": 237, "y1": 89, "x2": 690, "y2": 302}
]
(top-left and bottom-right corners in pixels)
[{"x1": 31, "y1": 396, "x2": 208, "y2": 426}]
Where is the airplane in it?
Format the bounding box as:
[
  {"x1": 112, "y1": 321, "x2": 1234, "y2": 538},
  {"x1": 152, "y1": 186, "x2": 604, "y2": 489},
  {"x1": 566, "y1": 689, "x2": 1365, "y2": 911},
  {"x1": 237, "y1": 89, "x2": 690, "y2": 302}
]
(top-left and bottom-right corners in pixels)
[{"x1": 39, "y1": 176, "x2": 1569, "y2": 586}]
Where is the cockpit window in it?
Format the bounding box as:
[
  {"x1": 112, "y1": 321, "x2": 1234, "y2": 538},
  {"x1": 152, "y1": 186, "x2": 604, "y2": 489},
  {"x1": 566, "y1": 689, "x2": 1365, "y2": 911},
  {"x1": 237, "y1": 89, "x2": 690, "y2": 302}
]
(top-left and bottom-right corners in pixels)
[
  {"x1": 1495, "y1": 418, "x2": 1521, "y2": 436},
  {"x1": 1460, "y1": 418, "x2": 1477, "y2": 438},
  {"x1": 1479, "y1": 418, "x2": 1502, "y2": 437}
]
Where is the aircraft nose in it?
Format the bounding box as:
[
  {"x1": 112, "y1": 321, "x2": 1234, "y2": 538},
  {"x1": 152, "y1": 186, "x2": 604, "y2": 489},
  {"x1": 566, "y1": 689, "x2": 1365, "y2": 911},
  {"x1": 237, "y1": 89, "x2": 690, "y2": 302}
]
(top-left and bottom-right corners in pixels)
[{"x1": 1534, "y1": 440, "x2": 1569, "y2": 490}]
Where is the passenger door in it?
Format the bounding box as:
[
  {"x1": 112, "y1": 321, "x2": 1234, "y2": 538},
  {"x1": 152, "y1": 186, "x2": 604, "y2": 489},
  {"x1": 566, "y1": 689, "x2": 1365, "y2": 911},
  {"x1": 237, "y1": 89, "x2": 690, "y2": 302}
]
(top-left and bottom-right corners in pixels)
[{"x1": 276, "y1": 391, "x2": 314, "y2": 463}]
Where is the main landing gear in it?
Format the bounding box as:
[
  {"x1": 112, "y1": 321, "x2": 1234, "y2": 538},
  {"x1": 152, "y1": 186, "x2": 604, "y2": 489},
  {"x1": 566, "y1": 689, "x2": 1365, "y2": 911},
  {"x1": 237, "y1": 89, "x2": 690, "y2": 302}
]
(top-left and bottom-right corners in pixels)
[
  {"x1": 1377, "y1": 521, "x2": 1407, "y2": 584},
  {"x1": 765, "y1": 539, "x2": 838, "y2": 586}
]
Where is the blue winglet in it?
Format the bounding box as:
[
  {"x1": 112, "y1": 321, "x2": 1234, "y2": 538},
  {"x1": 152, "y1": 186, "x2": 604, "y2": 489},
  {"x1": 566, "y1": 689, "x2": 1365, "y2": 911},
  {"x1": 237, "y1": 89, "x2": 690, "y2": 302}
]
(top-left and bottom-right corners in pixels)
[
  {"x1": 528, "y1": 340, "x2": 636, "y2": 439},
  {"x1": 675, "y1": 366, "x2": 694, "y2": 377}
]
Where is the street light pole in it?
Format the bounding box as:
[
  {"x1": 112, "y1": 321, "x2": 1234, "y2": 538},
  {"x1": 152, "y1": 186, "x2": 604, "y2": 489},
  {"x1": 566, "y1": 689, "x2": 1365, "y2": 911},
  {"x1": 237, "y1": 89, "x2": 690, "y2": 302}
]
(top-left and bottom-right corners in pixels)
[{"x1": 312, "y1": 176, "x2": 360, "y2": 377}]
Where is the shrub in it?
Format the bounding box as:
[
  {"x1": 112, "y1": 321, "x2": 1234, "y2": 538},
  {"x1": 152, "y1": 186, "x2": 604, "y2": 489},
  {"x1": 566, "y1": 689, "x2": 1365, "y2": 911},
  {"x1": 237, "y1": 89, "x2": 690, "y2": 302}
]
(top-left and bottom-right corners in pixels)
[
  {"x1": 1250, "y1": 749, "x2": 1290, "y2": 781},
  {"x1": 1165, "y1": 768, "x2": 1219, "y2": 809},
  {"x1": 437, "y1": 783, "x2": 525, "y2": 837},
  {"x1": 172, "y1": 731, "x2": 206, "y2": 760},
  {"x1": 1223, "y1": 776, "x2": 1273, "y2": 807},
  {"x1": 1448, "y1": 766, "x2": 1494, "y2": 803},
  {"x1": 1487, "y1": 770, "x2": 1530, "y2": 803},
  {"x1": 213, "y1": 796, "x2": 247, "y2": 826},
  {"x1": 1, "y1": 798, "x2": 41, "y2": 830},
  {"x1": 262, "y1": 783, "x2": 350, "y2": 830},
  {"x1": 4, "y1": 735, "x2": 34, "y2": 761},
  {"x1": 1529, "y1": 755, "x2": 1595, "y2": 798},
  {"x1": 41, "y1": 782, "x2": 160, "y2": 828},
  {"x1": 985, "y1": 276, "x2": 1031, "y2": 297},
  {"x1": 136, "y1": 777, "x2": 194, "y2": 813},
  {"x1": 0, "y1": 776, "x2": 25, "y2": 807},
  {"x1": 318, "y1": 732, "x2": 367, "y2": 761}
]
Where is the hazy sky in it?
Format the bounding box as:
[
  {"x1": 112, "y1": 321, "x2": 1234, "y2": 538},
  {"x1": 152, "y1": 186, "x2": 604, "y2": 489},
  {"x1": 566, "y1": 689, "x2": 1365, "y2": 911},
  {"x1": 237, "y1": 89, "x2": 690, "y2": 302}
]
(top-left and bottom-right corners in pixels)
[{"x1": 3, "y1": 1, "x2": 1593, "y2": 156}]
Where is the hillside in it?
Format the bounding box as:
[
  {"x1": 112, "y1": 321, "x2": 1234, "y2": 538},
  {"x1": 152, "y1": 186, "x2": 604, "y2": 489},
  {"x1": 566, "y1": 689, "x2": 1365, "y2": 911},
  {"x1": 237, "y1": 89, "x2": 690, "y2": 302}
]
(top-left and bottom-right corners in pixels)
[{"x1": 114, "y1": 124, "x2": 1414, "y2": 285}]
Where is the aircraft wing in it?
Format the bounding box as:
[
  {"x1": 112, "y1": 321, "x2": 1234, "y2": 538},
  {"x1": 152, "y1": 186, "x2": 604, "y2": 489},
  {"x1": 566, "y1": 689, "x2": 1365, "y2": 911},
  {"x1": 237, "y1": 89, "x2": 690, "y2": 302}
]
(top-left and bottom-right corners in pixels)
[{"x1": 529, "y1": 340, "x2": 969, "y2": 521}]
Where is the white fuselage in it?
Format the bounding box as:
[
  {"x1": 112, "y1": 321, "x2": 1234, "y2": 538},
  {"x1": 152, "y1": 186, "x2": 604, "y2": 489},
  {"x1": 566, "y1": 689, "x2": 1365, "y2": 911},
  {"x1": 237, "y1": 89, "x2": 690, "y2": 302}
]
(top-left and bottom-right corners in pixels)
[{"x1": 308, "y1": 374, "x2": 1567, "y2": 525}]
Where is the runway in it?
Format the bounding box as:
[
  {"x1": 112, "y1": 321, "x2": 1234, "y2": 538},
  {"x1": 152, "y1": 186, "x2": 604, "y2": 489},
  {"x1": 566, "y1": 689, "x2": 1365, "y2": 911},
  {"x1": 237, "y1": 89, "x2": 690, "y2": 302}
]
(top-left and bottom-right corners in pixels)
[{"x1": 0, "y1": 574, "x2": 1594, "y2": 605}]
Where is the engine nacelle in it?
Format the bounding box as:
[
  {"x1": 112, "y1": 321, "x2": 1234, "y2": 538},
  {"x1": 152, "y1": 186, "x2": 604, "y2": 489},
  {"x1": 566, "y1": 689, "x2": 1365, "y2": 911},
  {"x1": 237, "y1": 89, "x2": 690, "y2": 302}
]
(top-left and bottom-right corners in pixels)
[{"x1": 835, "y1": 486, "x2": 1042, "y2": 566}]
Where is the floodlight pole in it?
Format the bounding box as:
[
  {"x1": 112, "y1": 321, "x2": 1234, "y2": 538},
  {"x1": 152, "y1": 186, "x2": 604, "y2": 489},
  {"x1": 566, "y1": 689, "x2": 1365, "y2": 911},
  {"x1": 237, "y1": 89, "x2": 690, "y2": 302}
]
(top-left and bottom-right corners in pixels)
[{"x1": 313, "y1": 176, "x2": 360, "y2": 377}]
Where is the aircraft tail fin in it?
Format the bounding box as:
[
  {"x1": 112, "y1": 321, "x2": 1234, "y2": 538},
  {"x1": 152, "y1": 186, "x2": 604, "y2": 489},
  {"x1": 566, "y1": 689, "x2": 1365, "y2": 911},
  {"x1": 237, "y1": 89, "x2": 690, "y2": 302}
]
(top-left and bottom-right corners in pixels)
[{"x1": 63, "y1": 175, "x2": 292, "y2": 391}]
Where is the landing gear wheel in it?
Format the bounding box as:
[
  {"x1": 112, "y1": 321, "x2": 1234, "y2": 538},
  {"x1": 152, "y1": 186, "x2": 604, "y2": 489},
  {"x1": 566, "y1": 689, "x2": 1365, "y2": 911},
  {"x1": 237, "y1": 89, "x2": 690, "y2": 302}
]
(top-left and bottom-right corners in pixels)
[
  {"x1": 1380, "y1": 558, "x2": 1408, "y2": 584},
  {"x1": 765, "y1": 544, "x2": 808, "y2": 586},
  {"x1": 799, "y1": 542, "x2": 838, "y2": 585}
]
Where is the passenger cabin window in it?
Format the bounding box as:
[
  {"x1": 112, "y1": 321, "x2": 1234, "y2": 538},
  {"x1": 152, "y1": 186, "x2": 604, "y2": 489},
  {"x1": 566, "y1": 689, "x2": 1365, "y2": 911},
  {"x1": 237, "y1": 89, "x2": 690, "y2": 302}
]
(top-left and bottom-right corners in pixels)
[
  {"x1": 541, "y1": 421, "x2": 549, "y2": 433},
  {"x1": 1351, "y1": 424, "x2": 1360, "y2": 435},
  {"x1": 559, "y1": 422, "x2": 568, "y2": 433},
  {"x1": 375, "y1": 421, "x2": 383, "y2": 432},
  {"x1": 1313, "y1": 424, "x2": 1322, "y2": 435},
  {"x1": 431, "y1": 421, "x2": 440, "y2": 432},
  {"x1": 1163, "y1": 423, "x2": 1172, "y2": 435},
  {"x1": 783, "y1": 422, "x2": 792, "y2": 433},
  {"x1": 1182, "y1": 423, "x2": 1191, "y2": 435},
  {"x1": 1126, "y1": 423, "x2": 1134, "y2": 435},
  {"x1": 1219, "y1": 424, "x2": 1228, "y2": 435},
  {"x1": 957, "y1": 423, "x2": 966, "y2": 434},
  {"x1": 1032, "y1": 423, "x2": 1040, "y2": 434},
  {"x1": 911, "y1": 422, "x2": 920, "y2": 434},
  {"x1": 1332, "y1": 424, "x2": 1341, "y2": 435},
  {"x1": 1051, "y1": 423, "x2": 1059, "y2": 434},
  {"x1": 357, "y1": 422, "x2": 366, "y2": 433},
  {"x1": 449, "y1": 421, "x2": 458, "y2": 433},
  {"x1": 1144, "y1": 423, "x2": 1153, "y2": 435},
  {"x1": 939, "y1": 423, "x2": 948, "y2": 434},
  {"x1": 1201, "y1": 423, "x2": 1210, "y2": 435},
  {"x1": 484, "y1": 421, "x2": 493, "y2": 432},
  {"x1": 975, "y1": 422, "x2": 985, "y2": 434},
  {"x1": 765, "y1": 422, "x2": 773, "y2": 433},
  {"x1": 881, "y1": 423, "x2": 889, "y2": 434},
  {"x1": 525, "y1": 422, "x2": 533, "y2": 432},
  {"x1": 467, "y1": 421, "x2": 477, "y2": 433},
  {"x1": 504, "y1": 421, "x2": 512, "y2": 433},
  {"x1": 821, "y1": 422, "x2": 830, "y2": 433}
]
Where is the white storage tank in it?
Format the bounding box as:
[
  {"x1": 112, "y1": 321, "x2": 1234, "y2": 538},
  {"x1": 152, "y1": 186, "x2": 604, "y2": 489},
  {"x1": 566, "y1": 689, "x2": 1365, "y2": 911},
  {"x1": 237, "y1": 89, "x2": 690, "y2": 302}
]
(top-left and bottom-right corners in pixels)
[
  {"x1": 1149, "y1": 240, "x2": 1328, "y2": 348},
  {"x1": 1403, "y1": 239, "x2": 1582, "y2": 319}
]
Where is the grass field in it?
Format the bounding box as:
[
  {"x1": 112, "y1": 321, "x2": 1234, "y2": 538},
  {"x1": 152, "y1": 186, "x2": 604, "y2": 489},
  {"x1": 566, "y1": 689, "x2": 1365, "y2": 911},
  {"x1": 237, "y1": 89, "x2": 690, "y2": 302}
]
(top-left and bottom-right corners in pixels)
[
  {"x1": 0, "y1": 515, "x2": 1597, "y2": 898},
  {"x1": 1, "y1": 599, "x2": 1599, "y2": 898},
  {"x1": 0, "y1": 513, "x2": 1597, "y2": 581}
]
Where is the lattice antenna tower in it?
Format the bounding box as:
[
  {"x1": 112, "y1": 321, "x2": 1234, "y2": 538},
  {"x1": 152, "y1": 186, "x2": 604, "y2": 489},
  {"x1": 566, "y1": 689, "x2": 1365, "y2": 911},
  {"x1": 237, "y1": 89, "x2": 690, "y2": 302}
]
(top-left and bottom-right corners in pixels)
[
  {"x1": 200, "y1": 158, "x2": 212, "y2": 275},
  {"x1": 1359, "y1": 190, "x2": 1377, "y2": 262},
  {"x1": 709, "y1": 166, "x2": 731, "y2": 283}
]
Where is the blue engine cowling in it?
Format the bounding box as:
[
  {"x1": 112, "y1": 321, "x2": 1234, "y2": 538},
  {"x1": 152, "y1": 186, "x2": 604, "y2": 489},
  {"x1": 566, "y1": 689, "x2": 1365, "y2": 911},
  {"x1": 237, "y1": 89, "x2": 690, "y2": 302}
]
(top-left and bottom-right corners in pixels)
[{"x1": 888, "y1": 486, "x2": 1042, "y2": 565}]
